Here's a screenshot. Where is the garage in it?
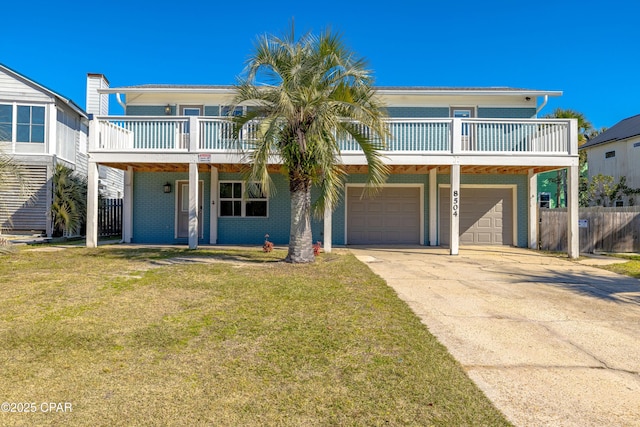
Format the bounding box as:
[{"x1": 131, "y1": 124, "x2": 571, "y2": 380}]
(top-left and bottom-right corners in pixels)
[
  {"x1": 347, "y1": 186, "x2": 421, "y2": 244},
  {"x1": 440, "y1": 186, "x2": 513, "y2": 246}
]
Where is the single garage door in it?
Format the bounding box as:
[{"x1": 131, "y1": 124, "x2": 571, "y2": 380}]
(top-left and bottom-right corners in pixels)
[
  {"x1": 347, "y1": 186, "x2": 420, "y2": 244},
  {"x1": 440, "y1": 187, "x2": 513, "y2": 246}
]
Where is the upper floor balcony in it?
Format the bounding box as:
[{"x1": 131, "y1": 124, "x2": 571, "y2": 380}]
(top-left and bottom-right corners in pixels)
[{"x1": 88, "y1": 116, "x2": 578, "y2": 164}]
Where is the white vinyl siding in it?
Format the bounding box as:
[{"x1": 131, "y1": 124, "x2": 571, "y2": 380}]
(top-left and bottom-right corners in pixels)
[
  {"x1": 0, "y1": 69, "x2": 51, "y2": 103},
  {"x1": 0, "y1": 165, "x2": 49, "y2": 232},
  {"x1": 56, "y1": 109, "x2": 78, "y2": 162}
]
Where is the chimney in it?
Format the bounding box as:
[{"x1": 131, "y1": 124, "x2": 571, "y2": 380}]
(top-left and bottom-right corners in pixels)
[{"x1": 86, "y1": 73, "x2": 110, "y2": 116}]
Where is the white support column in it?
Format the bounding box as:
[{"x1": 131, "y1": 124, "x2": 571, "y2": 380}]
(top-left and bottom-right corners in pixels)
[
  {"x1": 86, "y1": 161, "x2": 99, "y2": 248},
  {"x1": 450, "y1": 163, "x2": 460, "y2": 255},
  {"x1": 429, "y1": 167, "x2": 438, "y2": 246},
  {"x1": 189, "y1": 116, "x2": 199, "y2": 152},
  {"x1": 123, "y1": 166, "x2": 133, "y2": 243},
  {"x1": 323, "y1": 201, "x2": 332, "y2": 253},
  {"x1": 528, "y1": 169, "x2": 538, "y2": 250},
  {"x1": 567, "y1": 164, "x2": 579, "y2": 258},
  {"x1": 188, "y1": 163, "x2": 199, "y2": 249},
  {"x1": 209, "y1": 166, "x2": 218, "y2": 245},
  {"x1": 45, "y1": 164, "x2": 54, "y2": 238},
  {"x1": 47, "y1": 104, "x2": 57, "y2": 156}
]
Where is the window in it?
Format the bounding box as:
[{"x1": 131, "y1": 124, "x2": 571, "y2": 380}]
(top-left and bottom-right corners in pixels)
[
  {"x1": 17, "y1": 105, "x2": 45, "y2": 143},
  {"x1": 615, "y1": 200, "x2": 624, "y2": 207},
  {"x1": 219, "y1": 182, "x2": 267, "y2": 217},
  {"x1": 605, "y1": 150, "x2": 616, "y2": 158},
  {"x1": 539, "y1": 193, "x2": 551, "y2": 209},
  {"x1": 221, "y1": 106, "x2": 244, "y2": 117},
  {"x1": 0, "y1": 104, "x2": 12, "y2": 141}
]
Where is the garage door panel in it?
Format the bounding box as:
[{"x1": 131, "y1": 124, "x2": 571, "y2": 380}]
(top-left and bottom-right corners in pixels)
[
  {"x1": 440, "y1": 187, "x2": 513, "y2": 246},
  {"x1": 347, "y1": 187, "x2": 420, "y2": 244}
]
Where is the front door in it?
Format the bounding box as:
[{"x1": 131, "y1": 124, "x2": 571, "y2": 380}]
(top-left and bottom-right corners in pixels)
[{"x1": 176, "y1": 180, "x2": 204, "y2": 238}]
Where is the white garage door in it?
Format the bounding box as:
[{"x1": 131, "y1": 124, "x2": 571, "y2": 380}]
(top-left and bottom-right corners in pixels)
[
  {"x1": 440, "y1": 187, "x2": 513, "y2": 246},
  {"x1": 347, "y1": 187, "x2": 421, "y2": 244}
]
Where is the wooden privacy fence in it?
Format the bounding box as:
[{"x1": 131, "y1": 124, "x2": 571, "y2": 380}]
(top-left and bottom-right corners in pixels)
[
  {"x1": 539, "y1": 207, "x2": 640, "y2": 253},
  {"x1": 98, "y1": 198, "x2": 123, "y2": 237}
]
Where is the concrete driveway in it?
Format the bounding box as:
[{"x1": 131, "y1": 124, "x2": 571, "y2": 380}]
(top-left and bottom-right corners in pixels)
[{"x1": 349, "y1": 246, "x2": 640, "y2": 427}]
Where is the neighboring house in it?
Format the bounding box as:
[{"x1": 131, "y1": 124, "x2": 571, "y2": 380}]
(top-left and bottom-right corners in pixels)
[
  {"x1": 580, "y1": 114, "x2": 640, "y2": 206},
  {"x1": 85, "y1": 80, "x2": 580, "y2": 257},
  {"x1": 0, "y1": 64, "x2": 122, "y2": 236}
]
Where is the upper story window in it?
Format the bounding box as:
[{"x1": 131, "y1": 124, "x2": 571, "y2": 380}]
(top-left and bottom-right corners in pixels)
[
  {"x1": 221, "y1": 106, "x2": 245, "y2": 117},
  {"x1": 605, "y1": 150, "x2": 615, "y2": 158},
  {"x1": 17, "y1": 105, "x2": 45, "y2": 143},
  {"x1": 0, "y1": 104, "x2": 11, "y2": 141},
  {"x1": 0, "y1": 104, "x2": 45, "y2": 143},
  {"x1": 219, "y1": 181, "x2": 267, "y2": 217}
]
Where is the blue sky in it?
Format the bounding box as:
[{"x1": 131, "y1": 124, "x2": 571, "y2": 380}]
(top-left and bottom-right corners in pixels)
[{"x1": 2, "y1": 0, "x2": 638, "y2": 129}]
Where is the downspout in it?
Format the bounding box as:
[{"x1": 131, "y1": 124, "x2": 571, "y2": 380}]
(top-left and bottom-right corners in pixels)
[
  {"x1": 534, "y1": 95, "x2": 549, "y2": 117},
  {"x1": 116, "y1": 93, "x2": 126, "y2": 113}
]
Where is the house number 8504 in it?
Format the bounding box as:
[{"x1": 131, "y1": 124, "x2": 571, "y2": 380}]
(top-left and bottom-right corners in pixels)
[{"x1": 452, "y1": 190, "x2": 459, "y2": 217}]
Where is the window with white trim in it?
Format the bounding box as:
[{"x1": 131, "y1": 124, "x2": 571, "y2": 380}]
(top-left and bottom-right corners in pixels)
[
  {"x1": 17, "y1": 105, "x2": 45, "y2": 143},
  {"x1": 219, "y1": 182, "x2": 267, "y2": 217},
  {"x1": 0, "y1": 104, "x2": 12, "y2": 141},
  {"x1": 0, "y1": 104, "x2": 46, "y2": 143}
]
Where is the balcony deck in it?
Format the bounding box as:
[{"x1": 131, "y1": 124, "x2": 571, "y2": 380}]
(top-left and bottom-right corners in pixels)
[{"x1": 89, "y1": 116, "x2": 578, "y2": 173}]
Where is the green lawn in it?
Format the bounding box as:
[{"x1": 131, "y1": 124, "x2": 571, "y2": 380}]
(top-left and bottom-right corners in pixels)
[
  {"x1": 0, "y1": 245, "x2": 511, "y2": 426},
  {"x1": 599, "y1": 253, "x2": 640, "y2": 278}
]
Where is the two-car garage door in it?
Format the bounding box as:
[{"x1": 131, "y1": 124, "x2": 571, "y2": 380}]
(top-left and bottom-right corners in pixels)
[
  {"x1": 347, "y1": 186, "x2": 421, "y2": 244},
  {"x1": 439, "y1": 187, "x2": 513, "y2": 246}
]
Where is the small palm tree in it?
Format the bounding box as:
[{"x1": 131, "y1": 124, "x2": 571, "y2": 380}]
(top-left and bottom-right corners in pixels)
[
  {"x1": 0, "y1": 150, "x2": 33, "y2": 253},
  {"x1": 51, "y1": 164, "x2": 87, "y2": 237},
  {"x1": 231, "y1": 26, "x2": 389, "y2": 263}
]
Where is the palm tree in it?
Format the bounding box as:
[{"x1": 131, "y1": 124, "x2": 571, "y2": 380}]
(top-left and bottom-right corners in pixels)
[
  {"x1": 231, "y1": 27, "x2": 389, "y2": 263},
  {"x1": 51, "y1": 164, "x2": 87, "y2": 237},
  {"x1": 0, "y1": 150, "x2": 33, "y2": 253},
  {"x1": 543, "y1": 108, "x2": 594, "y2": 207}
]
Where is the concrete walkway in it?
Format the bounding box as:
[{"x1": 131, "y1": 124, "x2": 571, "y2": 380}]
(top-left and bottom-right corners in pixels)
[{"x1": 349, "y1": 246, "x2": 640, "y2": 427}]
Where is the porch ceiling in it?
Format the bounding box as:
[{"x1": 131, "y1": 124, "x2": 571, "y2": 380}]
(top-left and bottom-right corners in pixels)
[{"x1": 100, "y1": 163, "x2": 563, "y2": 175}]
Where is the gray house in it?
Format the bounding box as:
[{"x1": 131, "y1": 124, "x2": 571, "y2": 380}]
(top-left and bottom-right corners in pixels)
[{"x1": 0, "y1": 64, "x2": 121, "y2": 236}]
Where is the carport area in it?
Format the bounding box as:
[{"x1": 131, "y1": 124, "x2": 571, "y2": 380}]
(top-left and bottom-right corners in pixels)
[{"x1": 350, "y1": 246, "x2": 640, "y2": 427}]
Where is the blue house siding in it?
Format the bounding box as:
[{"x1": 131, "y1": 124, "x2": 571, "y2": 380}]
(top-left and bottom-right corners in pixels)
[
  {"x1": 437, "y1": 174, "x2": 528, "y2": 247},
  {"x1": 217, "y1": 173, "x2": 294, "y2": 245},
  {"x1": 204, "y1": 106, "x2": 220, "y2": 116},
  {"x1": 132, "y1": 172, "x2": 211, "y2": 244},
  {"x1": 126, "y1": 105, "x2": 170, "y2": 116},
  {"x1": 477, "y1": 108, "x2": 536, "y2": 119},
  {"x1": 131, "y1": 170, "x2": 528, "y2": 248},
  {"x1": 386, "y1": 107, "x2": 449, "y2": 118}
]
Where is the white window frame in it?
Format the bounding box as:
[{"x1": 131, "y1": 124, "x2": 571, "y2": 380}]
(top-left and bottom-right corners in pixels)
[{"x1": 218, "y1": 181, "x2": 268, "y2": 218}]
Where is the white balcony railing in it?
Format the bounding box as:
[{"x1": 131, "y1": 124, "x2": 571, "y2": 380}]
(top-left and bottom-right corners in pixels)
[{"x1": 90, "y1": 116, "x2": 573, "y2": 156}]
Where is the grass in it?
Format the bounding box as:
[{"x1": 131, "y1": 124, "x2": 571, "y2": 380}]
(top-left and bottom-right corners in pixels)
[
  {"x1": 0, "y1": 245, "x2": 511, "y2": 426},
  {"x1": 598, "y1": 253, "x2": 640, "y2": 278}
]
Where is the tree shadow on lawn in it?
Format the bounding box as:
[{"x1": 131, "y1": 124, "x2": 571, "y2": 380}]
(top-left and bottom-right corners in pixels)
[{"x1": 86, "y1": 245, "x2": 285, "y2": 265}]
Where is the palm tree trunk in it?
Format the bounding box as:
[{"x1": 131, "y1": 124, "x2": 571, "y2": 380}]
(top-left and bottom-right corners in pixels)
[{"x1": 285, "y1": 186, "x2": 314, "y2": 263}]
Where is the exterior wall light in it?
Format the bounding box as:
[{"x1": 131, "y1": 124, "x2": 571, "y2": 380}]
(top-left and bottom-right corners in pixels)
[
  {"x1": 163, "y1": 182, "x2": 172, "y2": 193},
  {"x1": 164, "y1": 104, "x2": 172, "y2": 115}
]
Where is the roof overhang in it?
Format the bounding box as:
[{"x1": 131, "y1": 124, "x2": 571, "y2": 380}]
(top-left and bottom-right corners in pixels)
[{"x1": 99, "y1": 86, "x2": 563, "y2": 98}]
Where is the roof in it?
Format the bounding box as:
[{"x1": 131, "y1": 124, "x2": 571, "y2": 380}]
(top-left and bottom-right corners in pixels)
[
  {"x1": 99, "y1": 84, "x2": 562, "y2": 98},
  {"x1": 0, "y1": 63, "x2": 88, "y2": 118},
  {"x1": 581, "y1": 114, "x2": 640, "y2": 149}
]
